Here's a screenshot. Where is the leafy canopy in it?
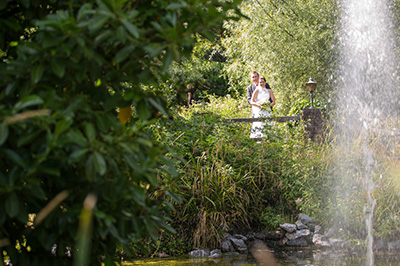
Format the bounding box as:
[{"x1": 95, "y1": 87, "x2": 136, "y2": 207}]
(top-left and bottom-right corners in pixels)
[{"x1": 0, "y1": 0, "x2": 243, "y2": 264}]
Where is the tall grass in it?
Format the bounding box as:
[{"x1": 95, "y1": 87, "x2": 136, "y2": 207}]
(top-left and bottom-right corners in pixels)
[{"x1": 149, "y1": 96, "x2": 338, "y2": 251}]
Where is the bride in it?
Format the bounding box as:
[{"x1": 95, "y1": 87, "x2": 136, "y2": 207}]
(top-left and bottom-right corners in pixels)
[{"x1": 249, "y1": 76, "x2": 276, "y2": 139}]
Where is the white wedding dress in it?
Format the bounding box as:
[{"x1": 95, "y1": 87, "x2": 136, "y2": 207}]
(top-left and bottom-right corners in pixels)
[{"x1": 250, "y1": 87, "x2": 272, "y2": 139}]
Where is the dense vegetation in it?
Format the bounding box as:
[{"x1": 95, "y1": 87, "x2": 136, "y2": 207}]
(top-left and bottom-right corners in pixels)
[
  {"x1": 2, "y1": 0, "x2": 400, "y2": 264},
  {"x1": 0, "y1": 0, "x2": 243, "y2": 265}
]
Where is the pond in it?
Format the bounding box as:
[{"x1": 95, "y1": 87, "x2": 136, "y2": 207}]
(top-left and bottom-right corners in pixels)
[{"x1": 125, "y1": 249, "x2": 400, "y2": 265}]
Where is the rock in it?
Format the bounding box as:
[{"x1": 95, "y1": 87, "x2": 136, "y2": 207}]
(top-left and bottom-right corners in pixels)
[
  {"x1": 280, "y1": 223, "x2": 297, "y2": 233},
  {"x1": 222, "y1": 239, "x2": 235, "y2": 252},
  {"x1": 188, "y1": 249, "x2": 210, "y2": 257},
  {"x1": 233, "y1": 234, "x2": 248, "y2": 243},
  {"x1": 224, "y1": 233, "x2": 233, "y2": 240},
  {"x1": 295, "y1": 220, "x2": 308, "y2": 230},
  {"x1": 286, "y1": 229, "x2": 311, "y2": 240},
  {"x1": 229, "y1": 238, "x2": 248, "y2": 253},
  {"x1": 388, "y1": 240, "x2": 400, "y2": 251},
  {"x1": 314, "y1": 225, "x2": 322, "y2": 234},
  {"x1": 286, "y1": 237, "x2": 309, "y2": 247},
  {"x1": 157, "y1": 252, "x2": 170, "y2": 258},
  {"x1": 374, "y1": 239, "x2": 387, "y2": 251},
  {"x1": 329, "y1": 239, "x2": 348, "y2": 249},
  {"x1": 313, "y1": 234, "x2": 331, "y2": 247},
  {"x1": 209, "y1": 249, "x2": 222, "y2": 259},
  {"x1": 307, "y1": 223, "x2": 318, "y2": 232},
  {"x1": 254, "y1": 232, "x2": 266, "y2": 240},
  {"x1": 298, "y1": 213, "x2": 317, "y2": 225},
  {"x1": 265, "y1": 228, "x2": 285, "y2": 240}
]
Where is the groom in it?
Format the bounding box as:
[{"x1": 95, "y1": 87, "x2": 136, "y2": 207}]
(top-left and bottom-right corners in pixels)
[
  {"x1": 246, "y1": 71, "x2": 259, "y2": 106},
  {"x1": 246, "y1": 71, "x2": 259, "y2": 117}
]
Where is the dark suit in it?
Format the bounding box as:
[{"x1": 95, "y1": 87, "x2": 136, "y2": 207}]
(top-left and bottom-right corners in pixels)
[{"x1": 246, "y1": 83, "x2": 257, "y2": 105}]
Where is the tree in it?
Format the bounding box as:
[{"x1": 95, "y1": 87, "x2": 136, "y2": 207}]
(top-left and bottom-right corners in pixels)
[
  {"x1": 0, "y1": 0, "x2": 243, "y2": 264},
  {"x1": 222, "y1": 0, "x2": 339, "y2": 114}
]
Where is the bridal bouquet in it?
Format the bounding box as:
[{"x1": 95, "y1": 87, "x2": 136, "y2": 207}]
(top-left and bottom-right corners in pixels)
[{"x1": 258, "y1": 100, "x2": 271, "y2": 110}]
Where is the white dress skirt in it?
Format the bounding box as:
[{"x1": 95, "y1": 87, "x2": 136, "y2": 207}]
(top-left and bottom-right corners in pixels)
[{"x1": 250, "y1": 87, "x2": 272, "y2": 139}]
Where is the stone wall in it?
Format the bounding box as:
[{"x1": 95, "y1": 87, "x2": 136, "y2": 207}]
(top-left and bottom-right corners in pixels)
[{"x1": 302, "y1": 108, "x2": 323, "y2": 141}]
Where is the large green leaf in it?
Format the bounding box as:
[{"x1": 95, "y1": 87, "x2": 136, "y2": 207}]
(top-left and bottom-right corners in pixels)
[
  {"x1": 50, "y1": 57, "x2": 66, "y2": 78},
  {"x1": 93, "y1": 151, "x2": 107, "y2": 175},
  {"x1": 0, "y1": 123, "x2": 8, "y2": 146},
  {"x1": 120, "y1": 18, "x2": 139, "y2": 39},
  {"x1": 5, "y1": 192, "x2": 19, "y2": 218},
  {"x1": 3, "y1": 149, "x2": 27, "y2": 168},
  {"x1": 14, "y1": 95, "x2": 44, "y2": 111},
  {"x1": 31, "y1": 64, "x2": 45, "y2": 84}
]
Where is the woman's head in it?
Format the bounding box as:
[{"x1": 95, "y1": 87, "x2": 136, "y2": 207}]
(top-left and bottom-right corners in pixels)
[{"x1": 259, "y1": 76, "x2": 266, "y2": 87}]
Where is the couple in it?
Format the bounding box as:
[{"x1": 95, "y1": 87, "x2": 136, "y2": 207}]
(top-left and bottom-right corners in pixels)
[{"x1": 246, "y1": 71, "x2": 276, "y2": 139}]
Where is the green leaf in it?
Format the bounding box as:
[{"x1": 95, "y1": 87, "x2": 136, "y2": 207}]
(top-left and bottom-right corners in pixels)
[
  {"x1": 70, "y1": 148, "x2": 89, "y2": 160},
  {"x1": 114, "y1": 46, "x2": 135, "y2": 64},
  {"x1": 50, "y1": 58, "x2": 66, "y2": 78},
  {"x1": 93, "y1": 151, "x2": 107, "y2": 175},
  {"x1": 65, "y1": 130, "x2": 87, "y2": 147},
  {"x1": 167, "y1": 2, "x2": 187, "y2": 9},
  {"x1": 31, "y1": 64, "x2": 45, "y2": 84},
  {"x1": 14, "y1": 95, "x2": 44, "y2": 111},
  {"x1": 132, "y1": 187, "x2": 146, "y2": 207},
  {"x1": 88, "y1": 15, "x2": 110, "y2": 32},
  {"x1": 5, "y1": 192, "x2": 19, "y2": 218},
  {"x1": 77, "y1": 3, "x2": 92, "y2": 21},
  {"x1": 55, "y1": 119, "x2": 73, "y2": 137},
  {"x1": 84, "y1": 122, "x2": 96, "y2": 142},
  {"x1": 0, "y1": 123, "x2": 8, "y2": 146},
  {"x1": 3, "y1": 149, "x2": 27, "y2": 168},
  {"x1": 85, "y1": 155, "x2": 95, "y2": 181},
  {"x1": 136, "y1": 100, "x2": 151, "y2": 121},
  {"x1": 17, "y1": 130, "x2": 41, "y2": 147},
  {"x1": 148, "y1": 98, "x2": 168, "y2": 117},
  {"x1": 120, "y1": 18, "x2": 139, "y2": 39}
]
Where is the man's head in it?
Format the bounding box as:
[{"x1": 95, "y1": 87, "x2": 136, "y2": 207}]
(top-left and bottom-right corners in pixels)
[{"x1": 250, "y1": 71, "x2": 259, "y2": 85}]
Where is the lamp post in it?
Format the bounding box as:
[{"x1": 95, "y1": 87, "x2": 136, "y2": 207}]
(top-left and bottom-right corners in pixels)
[{"x1": 306, "y1": 76, "x2": 317, "y2": 108}]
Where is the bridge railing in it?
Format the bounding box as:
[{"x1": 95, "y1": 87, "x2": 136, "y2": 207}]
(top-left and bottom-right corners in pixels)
[
  {"x1": 224, "y1": 108, "x2": 323, "y2": 141},
  {"x1": 224, "y1": 116, "x2": 300, "y2": 123}
]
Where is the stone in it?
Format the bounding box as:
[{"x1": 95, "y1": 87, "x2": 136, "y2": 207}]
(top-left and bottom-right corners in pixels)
[
  {"x1": 298, "y1": 213, "x2": 317, "y2": 225},
  {"x1": 222, "y1": 239, "x2": 235, "y2": 252},
  {"x1": 286, "y1": 229, "x2": 311, "y2": 240},
  {"x1": 314, "y1": 225, "x2": 322, "y2": 234},
  {"x1": 157, "y1": 252, "x2": 170, "y2": 258},
  {"x1": 329, "y1": 239, "x2": 348, "y2": 249},
  {"x1": 280, "y1": 223, "x2": 297, "y2": 233},
  {"x1": 302, "y1": 108, "x2": 323, "y2": 141},
  {"x1": 312, "y1": 234, "x2": 331, "y2": 247},
  {"x1": 209, "y1": 249, "x2": 222, "y2": 259},
  {"x1": 188, "y1": 249, "x2": 210, "y2": 257},
  {"x1": 229, "y1": 238, "x2": 248, "y2": 253},
  {"x1": 254, "y1": 232, "x2": 266, "y2": 240},
  {"x1": 265, "y1": 228, "x2": 285, "y2": 240},
  {"x1": 286, "y1": 237, "x2": 309, "y2": 247},
  {"x1": 374, "y1": 239, "x2": 387, "y2": 251},
  {"x1": 388, "y1": 240, "x2": 400, "y2": 251},
  {"x1": 295, "y1": 220, "x2": 308, "y2": 230},
  {"x1": 233, "y1": 234, "x2": 248, "y2": 243}
]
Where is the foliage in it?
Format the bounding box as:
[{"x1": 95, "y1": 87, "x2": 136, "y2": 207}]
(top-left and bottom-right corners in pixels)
[
  {"x1": 0, "y1": 0, "x2": 244, "y2": 264},
  {"x1": 149, "y1": 97, "x2": 334, "y2": 250},
  {"x1": 222, "y1": 0, "x2": 339, "y2": 115},
  {"x1": 159, "y1": 35, "x2": 232, "y2": 107}
]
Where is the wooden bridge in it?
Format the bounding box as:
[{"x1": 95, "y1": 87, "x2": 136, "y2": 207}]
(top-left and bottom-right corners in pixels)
[
  {"x1": 224, "y1": 116, "x2": 300, "y2": 123},
  {"x1": 224, "y1": 108, "x2": 323, "y2": 141}
]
